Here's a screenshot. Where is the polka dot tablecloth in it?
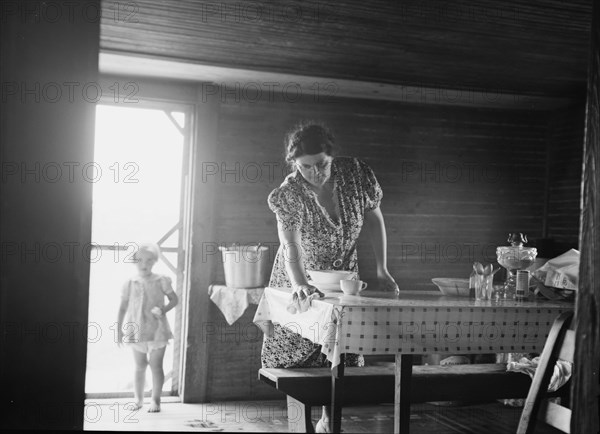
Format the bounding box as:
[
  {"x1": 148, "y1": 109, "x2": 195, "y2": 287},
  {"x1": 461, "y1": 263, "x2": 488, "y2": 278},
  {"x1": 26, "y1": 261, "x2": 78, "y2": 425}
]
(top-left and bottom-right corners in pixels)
[{"x1": 254, "y1": 287, "x2": 573, "y2": 368}]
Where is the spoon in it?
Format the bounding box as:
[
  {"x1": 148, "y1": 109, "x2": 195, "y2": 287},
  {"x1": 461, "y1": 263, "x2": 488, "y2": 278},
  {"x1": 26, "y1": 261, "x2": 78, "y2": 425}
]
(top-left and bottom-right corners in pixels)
[
  {"x1": 483, "y1": 264, "x2": 501, "y2": 277},
  {"x1": 484, "y1": 264, "x2": 493, "y2": 276}
]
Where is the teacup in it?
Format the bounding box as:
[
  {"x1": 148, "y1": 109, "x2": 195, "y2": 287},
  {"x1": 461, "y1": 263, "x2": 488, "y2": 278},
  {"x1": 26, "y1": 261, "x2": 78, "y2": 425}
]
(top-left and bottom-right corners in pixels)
[{"x1": 340, "y1": 279, "x2": 368, "y2": 295}]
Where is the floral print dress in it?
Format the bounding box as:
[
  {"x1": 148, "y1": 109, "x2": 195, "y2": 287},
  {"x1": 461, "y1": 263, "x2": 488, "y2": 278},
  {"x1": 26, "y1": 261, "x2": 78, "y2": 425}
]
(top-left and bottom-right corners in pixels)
[{"x1": 261, "y1": 156, "x2": 383, "y2": 368}]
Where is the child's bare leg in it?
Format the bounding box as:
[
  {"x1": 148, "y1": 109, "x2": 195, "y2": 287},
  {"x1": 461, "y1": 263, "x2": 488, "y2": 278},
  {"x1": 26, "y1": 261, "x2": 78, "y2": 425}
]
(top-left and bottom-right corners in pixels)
[
  {"x1": 147, "y1": 346, "x2": 166, "y2": 412},
  {"x1": 132, "y1": 349, "x2": 148, "y2": 409}
]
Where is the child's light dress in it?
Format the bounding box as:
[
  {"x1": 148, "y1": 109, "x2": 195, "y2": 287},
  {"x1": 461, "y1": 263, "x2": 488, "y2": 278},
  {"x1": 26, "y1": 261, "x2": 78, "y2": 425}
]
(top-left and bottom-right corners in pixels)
[{"x1": 121, "y1": 274, "x2": 174, "y2": 353}]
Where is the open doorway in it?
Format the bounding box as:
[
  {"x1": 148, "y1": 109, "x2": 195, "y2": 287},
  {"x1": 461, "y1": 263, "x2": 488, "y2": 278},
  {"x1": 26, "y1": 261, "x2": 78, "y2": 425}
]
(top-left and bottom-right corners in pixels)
[{"x1": 85, "y1": 101, "x2": 192, "y2": 399}]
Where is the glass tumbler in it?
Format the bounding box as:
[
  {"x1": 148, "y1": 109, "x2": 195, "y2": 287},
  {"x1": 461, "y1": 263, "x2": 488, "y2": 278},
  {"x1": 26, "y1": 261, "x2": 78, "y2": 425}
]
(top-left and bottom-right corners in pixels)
[{"x1": 475, "y1": 275, "x2": 494, "y2": 301}]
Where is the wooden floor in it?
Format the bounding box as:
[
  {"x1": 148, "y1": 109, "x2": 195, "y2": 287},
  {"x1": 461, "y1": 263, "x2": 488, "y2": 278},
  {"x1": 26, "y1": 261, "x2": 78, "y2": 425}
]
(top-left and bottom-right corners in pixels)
[{"x1": 83, "y1": 398, "x2": 563, "y2": 433}]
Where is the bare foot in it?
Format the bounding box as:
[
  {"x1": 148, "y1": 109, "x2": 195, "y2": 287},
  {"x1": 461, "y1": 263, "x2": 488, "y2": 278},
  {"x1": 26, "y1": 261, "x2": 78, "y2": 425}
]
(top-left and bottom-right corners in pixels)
[
  {"x1": 127, "y1": 400, "x2": 143, "y2": 411},
  {"x1": 147, "y1": 400, "x2": 161, "y2": 413}
]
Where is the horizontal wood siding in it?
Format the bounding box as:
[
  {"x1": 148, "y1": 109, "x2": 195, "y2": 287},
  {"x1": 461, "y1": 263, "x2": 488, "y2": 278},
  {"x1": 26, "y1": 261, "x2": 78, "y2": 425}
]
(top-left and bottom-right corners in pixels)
[
  {"x1": 210, "y1": 93, "x2": 552, "y2": 291},
  {"x1": 545, "y1": 105, "x2": 585, "y2": 255},
  {"x1": 205, "y1": 302, "x2": 282, "y2": 401},
  {"x1": 100, "y1": 0, "x2": 591, "y2": 97}
]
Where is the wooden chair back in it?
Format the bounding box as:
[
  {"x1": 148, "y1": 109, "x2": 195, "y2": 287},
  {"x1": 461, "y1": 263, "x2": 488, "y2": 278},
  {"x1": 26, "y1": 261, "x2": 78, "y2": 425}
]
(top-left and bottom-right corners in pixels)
[{"x1": 517, "y1": 310, "x2": 575, "y2": 434}]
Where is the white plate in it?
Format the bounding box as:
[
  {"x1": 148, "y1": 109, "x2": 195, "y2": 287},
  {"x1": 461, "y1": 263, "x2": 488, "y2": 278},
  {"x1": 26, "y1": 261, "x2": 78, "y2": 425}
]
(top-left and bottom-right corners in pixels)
[{"x1": 312, "y1": 282, "x2": 343, "y2": 293}]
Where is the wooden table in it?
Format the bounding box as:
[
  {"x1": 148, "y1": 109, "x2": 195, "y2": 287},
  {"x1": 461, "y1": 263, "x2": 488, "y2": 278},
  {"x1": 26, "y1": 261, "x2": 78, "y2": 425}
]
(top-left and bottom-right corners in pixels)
[{"x1": 254, "y1": 287, "x2": 573, "y2": 433}]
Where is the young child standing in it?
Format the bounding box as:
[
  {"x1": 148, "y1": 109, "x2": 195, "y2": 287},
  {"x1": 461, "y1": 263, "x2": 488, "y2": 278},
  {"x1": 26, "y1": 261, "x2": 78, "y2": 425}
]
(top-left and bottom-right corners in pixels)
[{"x1": 117, "y1": 242, "x2": 179, "y2": 412}]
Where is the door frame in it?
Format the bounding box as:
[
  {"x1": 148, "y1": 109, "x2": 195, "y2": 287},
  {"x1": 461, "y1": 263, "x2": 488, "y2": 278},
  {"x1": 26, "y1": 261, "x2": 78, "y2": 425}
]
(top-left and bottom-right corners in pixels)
[{"x1": 85, "y1": 76, "x2": 199, "y2": 399}]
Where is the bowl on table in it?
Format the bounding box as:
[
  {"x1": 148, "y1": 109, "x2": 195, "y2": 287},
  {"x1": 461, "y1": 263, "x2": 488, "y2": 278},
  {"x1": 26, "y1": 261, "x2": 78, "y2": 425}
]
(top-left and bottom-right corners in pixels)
[
  {"x1": 431, "y1": 278, "x2": 470, "y2": 297},
  {"x1": 307, "y1": 269, "x2": 356, "y2": 293}
]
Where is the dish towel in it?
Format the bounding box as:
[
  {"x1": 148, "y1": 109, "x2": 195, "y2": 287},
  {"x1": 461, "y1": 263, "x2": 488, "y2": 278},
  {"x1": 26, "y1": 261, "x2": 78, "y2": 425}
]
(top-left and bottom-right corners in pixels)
[
  {"x1": 507, "y1": 356, "x2": 573, "y2": 392},
  {"x1": 500, "y1": 355, "x2": 573, "y2": 407},
  {"x1": 208, "y1": 285, "x2": 265, "y2": 325}
]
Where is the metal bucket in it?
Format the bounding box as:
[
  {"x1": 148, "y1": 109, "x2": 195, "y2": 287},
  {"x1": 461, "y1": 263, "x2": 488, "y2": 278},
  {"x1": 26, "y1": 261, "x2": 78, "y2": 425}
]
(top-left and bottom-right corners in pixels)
[{"x1": 219, "y1": 244, "x2": 269, "y2": 288}]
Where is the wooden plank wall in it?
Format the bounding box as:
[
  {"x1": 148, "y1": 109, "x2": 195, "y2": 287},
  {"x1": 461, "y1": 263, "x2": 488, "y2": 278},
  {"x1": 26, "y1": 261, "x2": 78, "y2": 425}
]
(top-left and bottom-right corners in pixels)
[
  {"x1": 545, "y1": 105, "x2": 585, "y2": 255},
  {"x1": 205, "y1": 303, "x2": 282, "y2": 401},
  {"x1": 209, "y1": 93, "x2": 554, "y2": 291},
  {"x1": 573, "y1": 0, "x2": 600, "y2": 430},
  {"x1": 99, "y1": 0, "x2": 591, "y2": 97}
]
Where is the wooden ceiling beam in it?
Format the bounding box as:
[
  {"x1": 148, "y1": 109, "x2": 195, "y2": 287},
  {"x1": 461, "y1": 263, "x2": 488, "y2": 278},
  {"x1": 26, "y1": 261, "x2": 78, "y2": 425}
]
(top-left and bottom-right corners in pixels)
[{"x1": 99, "y1": 51, "x2": 578, "y2": 110}]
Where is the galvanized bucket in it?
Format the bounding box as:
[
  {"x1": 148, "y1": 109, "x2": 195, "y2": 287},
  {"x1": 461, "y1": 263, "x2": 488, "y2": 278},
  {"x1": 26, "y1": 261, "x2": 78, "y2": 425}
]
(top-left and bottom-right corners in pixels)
[{"x1": 219, "y1": 244, "x2": 269, "y2": 288}]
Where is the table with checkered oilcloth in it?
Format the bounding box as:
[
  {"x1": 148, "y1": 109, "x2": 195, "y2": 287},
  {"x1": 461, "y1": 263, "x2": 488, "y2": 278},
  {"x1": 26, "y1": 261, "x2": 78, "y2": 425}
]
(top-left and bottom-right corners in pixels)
[
  {"x1": 254, "y1": 287, "x2": 572, "y2": 368},
  {"x1": 254, "y1": 287, "x2": 573, "y2": 433}
]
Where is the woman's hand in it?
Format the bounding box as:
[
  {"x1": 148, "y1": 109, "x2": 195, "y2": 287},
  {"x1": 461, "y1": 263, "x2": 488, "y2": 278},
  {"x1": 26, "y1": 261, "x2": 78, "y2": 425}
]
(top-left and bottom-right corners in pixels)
[
  {"x1": 295, "y1": 284, "x2": 325, "y2": 299},
  {"x1": 364, "y1": 208, "x2": 398, "y2": 292},
  {"x1": 377, "y1": 268, "x2": 399, "y2": 292},
  {"x1": 287, "y1": 284, "x2": 324, "y2": 314}
]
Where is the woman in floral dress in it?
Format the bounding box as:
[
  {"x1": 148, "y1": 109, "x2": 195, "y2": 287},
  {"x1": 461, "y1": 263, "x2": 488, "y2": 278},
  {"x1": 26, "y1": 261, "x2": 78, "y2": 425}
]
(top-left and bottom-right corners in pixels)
[{"x1": 262, "y1": 121, "x2": 398, "y2": 432}]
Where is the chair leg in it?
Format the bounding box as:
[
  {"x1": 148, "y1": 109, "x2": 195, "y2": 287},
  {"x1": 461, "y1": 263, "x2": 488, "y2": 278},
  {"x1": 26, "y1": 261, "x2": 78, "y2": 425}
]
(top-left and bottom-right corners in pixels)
[
  {"x1": 287, "y1": 396, "x2": 314, "y2": 433},
  {"x1": 516, "y1": 311, "x2": 573, "y2": 434}
]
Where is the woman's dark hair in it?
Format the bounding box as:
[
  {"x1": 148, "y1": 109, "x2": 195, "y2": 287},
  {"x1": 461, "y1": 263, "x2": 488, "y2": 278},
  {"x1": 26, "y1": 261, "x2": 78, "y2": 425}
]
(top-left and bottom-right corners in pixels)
[{"x1": 284, "y1": 121, "x2": 337, "y2": 165}]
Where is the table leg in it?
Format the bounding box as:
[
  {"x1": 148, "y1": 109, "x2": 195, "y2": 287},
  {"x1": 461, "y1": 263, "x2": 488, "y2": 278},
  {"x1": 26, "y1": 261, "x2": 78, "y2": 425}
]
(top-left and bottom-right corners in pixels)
[
  {"x1": 331, "y1": 353, "x2": 345, "y2": 433},
  {"x1": 394, "y1": 354, "x2": 414, "y2": 434}
]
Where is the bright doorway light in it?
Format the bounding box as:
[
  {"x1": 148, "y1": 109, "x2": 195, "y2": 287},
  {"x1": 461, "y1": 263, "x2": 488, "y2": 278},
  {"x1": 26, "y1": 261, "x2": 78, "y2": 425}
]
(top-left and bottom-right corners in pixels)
[{"x1": 85, "y1": 103, "x2": 189, "y2": 397}]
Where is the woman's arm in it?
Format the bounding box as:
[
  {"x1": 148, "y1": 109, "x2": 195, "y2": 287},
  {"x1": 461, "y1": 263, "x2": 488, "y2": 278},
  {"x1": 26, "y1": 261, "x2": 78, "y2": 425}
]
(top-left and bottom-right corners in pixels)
[
  {"x1": 277, "y1": 224, "x2": 323, "y2": 307},
  {"x1": 277, "y1": 225, "x2": 311, "y2": 289},
  {"x1": 363, "y1": 206, "x2": 399, "y2": 291}
]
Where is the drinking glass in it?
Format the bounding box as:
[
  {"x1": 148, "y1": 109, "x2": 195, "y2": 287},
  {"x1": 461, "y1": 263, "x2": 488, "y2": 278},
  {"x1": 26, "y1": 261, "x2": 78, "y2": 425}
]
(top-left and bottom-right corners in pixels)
[{"x1": 475, "y1": 275, "x2": 495, "y2": 301}]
